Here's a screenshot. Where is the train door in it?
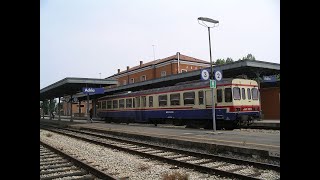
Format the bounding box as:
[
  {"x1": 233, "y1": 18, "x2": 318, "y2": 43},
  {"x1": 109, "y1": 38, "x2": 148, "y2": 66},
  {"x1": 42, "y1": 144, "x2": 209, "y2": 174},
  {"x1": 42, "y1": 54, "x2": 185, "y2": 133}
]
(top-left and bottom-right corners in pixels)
[
  {"x1": 198, "y1": 90, "x2": 206, "y2": 109},
  {"x1": 135, "y1": 96, "x2": 142, "y2": 122}
]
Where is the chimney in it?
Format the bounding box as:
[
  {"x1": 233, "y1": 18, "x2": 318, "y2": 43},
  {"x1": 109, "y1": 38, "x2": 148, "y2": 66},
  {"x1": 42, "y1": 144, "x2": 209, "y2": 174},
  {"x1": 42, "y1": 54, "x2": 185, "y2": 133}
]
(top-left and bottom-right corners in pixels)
[
  {"x1": 117, "y1": 69, "x2": 120, "y2": 74},
  {"x1": 140, "y1": 61, "x2": 143, "y2": 67},
  {"x1": 127, "y1": 66, "x2": 130, "y2": 71}
]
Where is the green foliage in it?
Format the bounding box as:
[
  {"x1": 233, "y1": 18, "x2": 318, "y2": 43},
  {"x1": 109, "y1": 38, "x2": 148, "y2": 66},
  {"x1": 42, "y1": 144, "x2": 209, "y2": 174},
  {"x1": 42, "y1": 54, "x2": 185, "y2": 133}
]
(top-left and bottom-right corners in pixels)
[
  {"x1": 40, "y1": 99, "x2": 57, "y2": 114},
  {"x1": 226, "y1": 57, "x2": 234, "y2": 63},
  {"x1": 215, "y1": 58, "x2": 225, "y2": 65},
  {"x1": 215, "y1": 57, "x2": 234, "y2": 65},
  {"x1": 239, "y1": 53, "x2": 256, "y2": 61}
]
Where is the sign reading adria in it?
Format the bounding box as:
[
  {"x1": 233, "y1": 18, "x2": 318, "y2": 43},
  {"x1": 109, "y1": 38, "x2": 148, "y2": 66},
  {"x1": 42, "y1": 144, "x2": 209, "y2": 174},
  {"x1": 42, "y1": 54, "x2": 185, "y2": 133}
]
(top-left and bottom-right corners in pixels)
[{"x1": 82, "y1": 87, "x2": 104, "y2": 95}]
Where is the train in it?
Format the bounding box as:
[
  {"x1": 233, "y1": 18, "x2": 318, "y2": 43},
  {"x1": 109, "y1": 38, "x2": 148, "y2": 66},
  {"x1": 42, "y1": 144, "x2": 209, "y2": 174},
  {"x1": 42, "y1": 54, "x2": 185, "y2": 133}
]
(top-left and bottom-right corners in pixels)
[{"x1": 96, "y1": 78, "x2": 261, "y2": 129}]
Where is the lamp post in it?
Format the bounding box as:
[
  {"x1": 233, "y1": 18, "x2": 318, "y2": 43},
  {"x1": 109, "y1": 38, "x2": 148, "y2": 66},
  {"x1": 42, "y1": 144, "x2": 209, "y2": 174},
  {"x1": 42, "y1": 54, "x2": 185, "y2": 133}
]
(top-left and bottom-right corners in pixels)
[{"x1": 198, "y1": 17, "x2": 219, "y2": 131}]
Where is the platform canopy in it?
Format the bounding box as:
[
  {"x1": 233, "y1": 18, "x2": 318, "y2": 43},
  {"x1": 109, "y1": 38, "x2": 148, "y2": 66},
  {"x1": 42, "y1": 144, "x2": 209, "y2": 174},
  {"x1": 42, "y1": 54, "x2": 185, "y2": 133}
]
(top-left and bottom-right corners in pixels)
[
  {"x1": 72, "y1": 59, "x2": 279, "y2": 101},
  {"x1": 40, "y1": 77, "x2": 118, "y2": 101}
]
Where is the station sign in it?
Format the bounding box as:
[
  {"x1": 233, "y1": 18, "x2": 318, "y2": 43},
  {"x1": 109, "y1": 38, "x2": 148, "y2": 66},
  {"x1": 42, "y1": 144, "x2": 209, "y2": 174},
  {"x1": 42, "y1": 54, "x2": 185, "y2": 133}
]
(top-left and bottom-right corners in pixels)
[
  {"x1": 263, "y1": 75, "x2": 277, "y2": 82},
  {"x1": 210, "y1": 80, "x2": 216, "y2": 88},
  {"x1": 82, "y1": 87, "x2": 104, "y2": 95},
  {"x1": 214, "y1": 70, "x2": 223, "y2": 81},
  {"x1": 200, "y1": 69, "x2": 210, "y2": 80}
]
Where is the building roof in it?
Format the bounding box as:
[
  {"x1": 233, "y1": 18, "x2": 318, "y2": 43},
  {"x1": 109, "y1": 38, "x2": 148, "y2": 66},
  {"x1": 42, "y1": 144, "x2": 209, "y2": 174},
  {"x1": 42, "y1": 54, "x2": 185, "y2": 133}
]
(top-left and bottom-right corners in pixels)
[
  {"x1": 114, "y1": 53, "x2": 210, "y2": 76},
  {"x1": 40, "y1": 77, "x2": 118, "y2": 100}
]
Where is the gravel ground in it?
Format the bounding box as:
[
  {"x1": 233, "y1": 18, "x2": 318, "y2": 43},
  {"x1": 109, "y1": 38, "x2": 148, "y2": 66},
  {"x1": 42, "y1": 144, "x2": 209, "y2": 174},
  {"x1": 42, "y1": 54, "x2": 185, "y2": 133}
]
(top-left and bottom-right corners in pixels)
[
  {"x1": 82, "y1": 129, "x2": 280, "y2": 166},
  {"x1": 40, "y1": 129, "x2": 232, "y2": 180}
]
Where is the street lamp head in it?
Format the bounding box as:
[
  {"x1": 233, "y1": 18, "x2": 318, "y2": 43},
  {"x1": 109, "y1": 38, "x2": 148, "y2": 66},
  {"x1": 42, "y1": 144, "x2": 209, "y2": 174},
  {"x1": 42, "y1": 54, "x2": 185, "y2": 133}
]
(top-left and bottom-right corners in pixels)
[{"x1": 198, "y1": 17, "x2": 219, "y2": 24}]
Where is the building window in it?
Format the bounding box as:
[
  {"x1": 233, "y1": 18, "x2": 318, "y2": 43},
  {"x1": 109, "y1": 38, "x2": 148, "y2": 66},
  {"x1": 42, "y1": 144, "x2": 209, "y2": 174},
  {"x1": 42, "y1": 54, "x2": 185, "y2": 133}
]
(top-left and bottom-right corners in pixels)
[
  {"x1": 161, "y1": 71, "x2": 166, "y2": 77},
  {"x1": 170, "y1": 93, "x2": 180, "y2": 106},
  {"x1": 190, "y1": 66, "x2": 193, "y2": 69},
  {"x1": 181, "y1": 69, "x2": 187, "y2": 73},
  {"x1": 123, "y1": 80, "x2": 127, "y2": 85},
  {"x1": 130, "y1": 78, "x2": 134, "y2": 84},
  {"x1": 198, "y1": 91, "x2": 204, "y2": 105},
  {"x1": 217, "y1": 89, "x2": 223, "y2": 103},
  {"x1": 149, "y1": 96, "x2": 153, "y2": 107},
  {"x1": 183, "y1": 92, "x2": 195, "y2": 105},
  {"x1": 140, "y1": 75, "x2": 146, "y2": 82},
  {"x1": 225, "y1": 88, "x2": 232, "y2": 102},
  {"x1": 158, "y1": 95, "x2": 168, "y2": 107}
]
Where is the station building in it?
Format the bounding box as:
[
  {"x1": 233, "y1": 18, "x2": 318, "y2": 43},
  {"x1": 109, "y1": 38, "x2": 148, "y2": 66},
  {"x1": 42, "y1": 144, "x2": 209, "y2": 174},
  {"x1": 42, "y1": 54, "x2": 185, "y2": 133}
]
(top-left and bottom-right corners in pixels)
[
  {"x1": 58, "y1": 52, "x2": 279, "y2": 120},
  {"x1": 109, "y1": 52, "x2": 210, "y2": 86}
]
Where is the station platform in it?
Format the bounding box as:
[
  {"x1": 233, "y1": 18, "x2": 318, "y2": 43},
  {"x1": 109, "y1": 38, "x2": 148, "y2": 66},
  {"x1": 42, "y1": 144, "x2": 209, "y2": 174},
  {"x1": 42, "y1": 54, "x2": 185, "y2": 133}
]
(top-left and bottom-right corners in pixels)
[{"x1": 40, "y1": 117, "x2": 280, "y2": 159}]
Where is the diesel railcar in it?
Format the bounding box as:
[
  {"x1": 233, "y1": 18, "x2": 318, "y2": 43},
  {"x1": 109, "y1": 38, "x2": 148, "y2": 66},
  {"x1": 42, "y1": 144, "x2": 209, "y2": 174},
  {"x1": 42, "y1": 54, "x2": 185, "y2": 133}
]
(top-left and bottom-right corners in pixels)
[{"x1": 96, "y1": 78, "x2": 260, "y2": 129}]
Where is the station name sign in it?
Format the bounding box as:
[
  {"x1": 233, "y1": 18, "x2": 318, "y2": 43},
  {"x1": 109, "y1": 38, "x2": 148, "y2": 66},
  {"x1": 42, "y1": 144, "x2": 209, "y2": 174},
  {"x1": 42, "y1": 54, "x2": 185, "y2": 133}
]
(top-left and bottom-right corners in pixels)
[
  {"x1": 82, "y1": 87, "x2": 104, "y2": 95},
  {"x1": 263, "y1": 75, "x2": 277, "y2": 82}
]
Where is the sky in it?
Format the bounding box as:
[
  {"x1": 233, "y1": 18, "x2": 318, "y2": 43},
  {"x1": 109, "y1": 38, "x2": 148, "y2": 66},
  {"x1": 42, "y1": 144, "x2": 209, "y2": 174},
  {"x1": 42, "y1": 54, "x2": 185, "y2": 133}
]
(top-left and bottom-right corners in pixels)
[{"x1": 40, "y1": 0, "x2": 280, "y2": 89}]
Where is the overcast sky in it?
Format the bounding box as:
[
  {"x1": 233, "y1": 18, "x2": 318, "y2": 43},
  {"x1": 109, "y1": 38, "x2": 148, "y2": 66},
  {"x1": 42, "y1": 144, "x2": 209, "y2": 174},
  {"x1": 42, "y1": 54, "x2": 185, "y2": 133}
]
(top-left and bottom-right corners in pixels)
[{"x1": 40, "y1": 0, "x2": 280, "y2": 89}]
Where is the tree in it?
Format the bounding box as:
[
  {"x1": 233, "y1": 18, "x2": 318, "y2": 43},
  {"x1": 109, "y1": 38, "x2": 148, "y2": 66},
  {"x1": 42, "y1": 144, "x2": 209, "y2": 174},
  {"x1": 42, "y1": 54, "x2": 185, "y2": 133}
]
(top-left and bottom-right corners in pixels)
[
  {"x1": 215, "y1": 58, "x2": 226, "y2": 65},
  {"x1": 40, "y1": 99, "x2": 57, "y2": 114},
  {"x1": 239, "y1": 53, "x2": 256, "y2": 61},
  {"x1": 225, "y1": 57, "x2": 234, "y2": 64}
]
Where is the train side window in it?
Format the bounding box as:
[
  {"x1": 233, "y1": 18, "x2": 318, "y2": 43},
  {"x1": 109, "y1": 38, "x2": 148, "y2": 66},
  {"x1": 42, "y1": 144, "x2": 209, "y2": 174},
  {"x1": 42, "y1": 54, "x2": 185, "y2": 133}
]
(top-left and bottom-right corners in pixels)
[
  {"x1": 233, "y1": 87, "x2": 241, "y2": 100},
  {"x1": 126, "y1": 98, "x2": 132, "y2": 108},
  {"x1": 159, "y1": 94, "x2": 168, "y2": 107},
  {"x1": 113, "y1": 100, "x2": 118, "y2": 109},
  {"x1": 217, "y1": 89, "x2": 222, "y2": 102},
  {"x1": 183, "y1": 92, "x2": 195, "y2": 105},
  {"x1": 149, "y1": 96, "x2": 153, "y2": 107},
  {"x1": 252, "y1": 88, "x2": 259, "y2": 100},
  {"x1": 102, "y1": 101, "x2": 107, "y2": 109},
  {"x1": 119, "y1": 99, "x2": 125, "y2": 108},
  {"x1": 107, "y1": 101, "x2": 112, "y2": 109},
  {"x1": 170, "y1": 93, "x2": 180, "y2": 106},
  {"x1": 247, "y1": 88, "x2": 251, "y2": 100},
  {"x1": 135, "y1": 97, "x2": 140, "y2": 108},
  {"x1": 242, "y1": 88, "x2": 246, "y2": 100},
  {"x1": 98, "y1": 102, "x2": 101, "y2": 109},
  {"x1": 225, "y1": 88, "x2": 232, "y2": 102},
  {"x1": 142, "y1": 96, "x2": 146, "y2": 107},
  {"x1": 199, "y1": 91, "x2": 204, "y2": 105}
]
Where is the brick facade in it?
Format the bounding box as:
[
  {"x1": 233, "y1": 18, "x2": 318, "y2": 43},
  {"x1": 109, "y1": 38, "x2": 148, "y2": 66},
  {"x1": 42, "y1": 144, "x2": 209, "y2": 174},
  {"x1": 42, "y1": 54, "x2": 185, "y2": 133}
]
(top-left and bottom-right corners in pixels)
[
  {"x1": 110, "y1": 52, "x2": 210, "y2": 86},
  {"x1": 260, "y1": 87, "x2": 280, "y2": 120}
]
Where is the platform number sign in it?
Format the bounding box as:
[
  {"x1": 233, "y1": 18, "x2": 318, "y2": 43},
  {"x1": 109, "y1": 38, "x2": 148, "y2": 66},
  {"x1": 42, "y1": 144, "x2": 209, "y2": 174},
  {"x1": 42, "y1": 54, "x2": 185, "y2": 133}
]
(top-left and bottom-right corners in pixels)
[
  {"x1": 201, "y1": 69, "x2": 210, "y2": 80},
  {"x1": 210, "y1": 80, "x2": 216, "y2": 88},
  {"x1": 214, "y1": 70, "x2": 222, "y2": 81}
]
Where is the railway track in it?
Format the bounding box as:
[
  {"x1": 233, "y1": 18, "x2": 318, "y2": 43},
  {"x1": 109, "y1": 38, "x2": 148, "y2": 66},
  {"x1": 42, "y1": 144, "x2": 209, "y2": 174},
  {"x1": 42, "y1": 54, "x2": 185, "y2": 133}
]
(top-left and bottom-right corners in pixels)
[
  {"x1": 40, "y1": 141, "x2": 118, "y2": 180},
  {"x1": 41, "y1": 124, "x2": 280, "y2": 180}
]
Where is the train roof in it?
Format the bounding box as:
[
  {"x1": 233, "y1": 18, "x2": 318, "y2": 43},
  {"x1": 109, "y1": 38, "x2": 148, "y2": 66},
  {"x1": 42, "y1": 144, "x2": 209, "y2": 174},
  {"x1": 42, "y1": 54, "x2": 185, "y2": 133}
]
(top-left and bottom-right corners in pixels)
[{"x1": 98, "y1": 78, "x2": 257, "y2": 100}]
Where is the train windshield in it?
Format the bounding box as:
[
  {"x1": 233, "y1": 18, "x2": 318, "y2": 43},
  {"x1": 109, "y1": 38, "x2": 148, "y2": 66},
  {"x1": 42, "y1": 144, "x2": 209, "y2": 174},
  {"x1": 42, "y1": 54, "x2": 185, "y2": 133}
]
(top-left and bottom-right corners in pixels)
[{"x1": 252, "y1": 88, "x2": 259, "y2": 100}]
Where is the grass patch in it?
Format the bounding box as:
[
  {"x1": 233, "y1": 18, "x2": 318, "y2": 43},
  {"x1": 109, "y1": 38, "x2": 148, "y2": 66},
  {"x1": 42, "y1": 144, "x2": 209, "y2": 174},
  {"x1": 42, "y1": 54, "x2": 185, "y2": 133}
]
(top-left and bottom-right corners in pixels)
[{"x1": 162, "y1": 171, "x2": 189, "y2": 180}]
